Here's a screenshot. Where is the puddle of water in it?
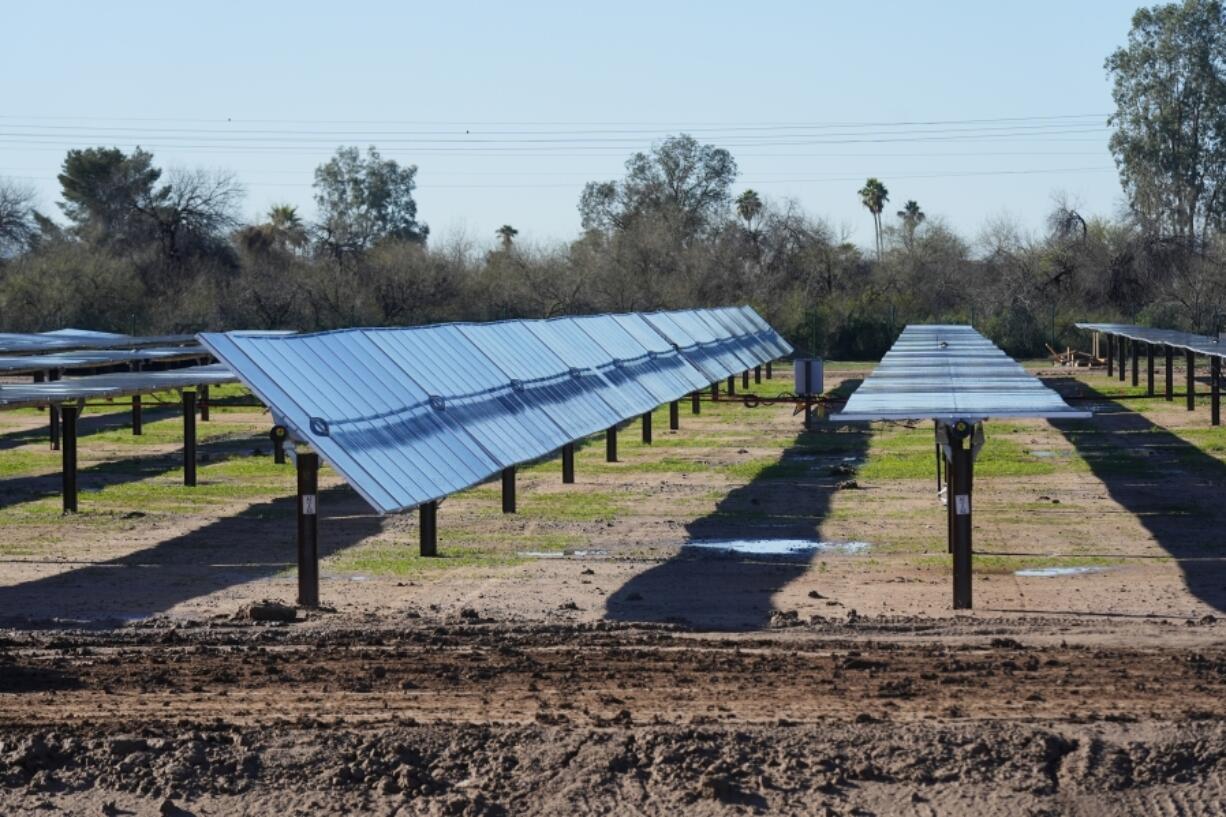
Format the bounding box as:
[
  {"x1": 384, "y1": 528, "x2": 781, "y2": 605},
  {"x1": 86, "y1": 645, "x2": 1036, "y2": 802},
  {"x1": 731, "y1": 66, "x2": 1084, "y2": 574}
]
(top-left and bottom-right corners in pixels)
[
  {"x1": 1014, "y1": 566, "x2": 1106, "y2": 577},
  {"x1": 518, "y1": 549, "x2": 611, "y2": 559},
  {"x1": 682, "y1": 539, "x2": 871, "y2": 559},
  {"x1": 56, "y1": 612, "x2": 148, "y2": 624}
]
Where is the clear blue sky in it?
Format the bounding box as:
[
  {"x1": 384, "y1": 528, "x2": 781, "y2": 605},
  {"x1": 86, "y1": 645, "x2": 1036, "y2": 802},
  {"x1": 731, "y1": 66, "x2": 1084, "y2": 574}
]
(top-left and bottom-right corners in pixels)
[{"x1": 2, "y1": 0, "x2": 1142, "y2": 250}]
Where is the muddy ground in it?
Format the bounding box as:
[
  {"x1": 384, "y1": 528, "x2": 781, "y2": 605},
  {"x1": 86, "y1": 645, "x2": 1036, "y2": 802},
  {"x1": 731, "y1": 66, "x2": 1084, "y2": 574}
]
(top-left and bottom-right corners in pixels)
[{"x1": 1, "y1": 365, "x2": 1225, "y2": 814}]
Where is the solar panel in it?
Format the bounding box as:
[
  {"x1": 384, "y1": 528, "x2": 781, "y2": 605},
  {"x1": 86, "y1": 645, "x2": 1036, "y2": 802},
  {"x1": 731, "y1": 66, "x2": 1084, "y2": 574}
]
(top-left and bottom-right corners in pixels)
[
  {"x1": 0, "y1": 330, "x2": 198, "y2": 355},
  {"x1": 1076, "y1": 323, "x2": 1226, "y2": 359},
  {"x1": 0, "y1": 347, "x2": 206, "y2": 375},
  {"x1": 0, "y1": 364, "x2": 235, "y2": 409},
  {"x1": 201, "y1": 307, "x2": 789, "y2": 515},
  {"x1": 837, "y1": 325, "x2": 1090, "y2": 422}
]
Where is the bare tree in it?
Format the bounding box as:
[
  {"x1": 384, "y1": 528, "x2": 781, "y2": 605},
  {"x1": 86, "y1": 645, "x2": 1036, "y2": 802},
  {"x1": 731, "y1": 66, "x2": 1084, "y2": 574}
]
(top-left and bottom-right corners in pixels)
[{"x1": 0, "y1": 180, "x2": 37, "y2": 258}]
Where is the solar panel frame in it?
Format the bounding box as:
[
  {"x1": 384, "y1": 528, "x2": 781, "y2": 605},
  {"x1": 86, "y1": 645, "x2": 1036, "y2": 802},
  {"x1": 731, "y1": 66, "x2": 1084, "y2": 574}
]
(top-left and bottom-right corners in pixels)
[
  {"x1": 1076, "y1": 322, "x2": 1226, "y2": 359},
  {"x1": 837, "y1": 325, "x2": 1091, "y2": 422},
  {"x1": 201, "y1": 306, "x2": 790, "y2": 515}
]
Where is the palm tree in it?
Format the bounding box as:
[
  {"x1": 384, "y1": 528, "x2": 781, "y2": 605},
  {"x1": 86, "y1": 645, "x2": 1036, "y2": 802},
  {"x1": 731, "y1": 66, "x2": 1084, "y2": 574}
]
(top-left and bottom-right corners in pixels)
[
  {"x1": 735, "y1": 189, "x2": 763, "y2": 230},
  {"x1": 496, "y1": 224, "x2": 518, "y2": 250},
  {"x1": 267, "y1": 204, "x2": 308, "y2": 252},
  {"x1": 897, "y1": 200, "x2": 925, "y2": 248},
  {"x1": 858, "y1": 178, "x2": 889, "y2": 260}
]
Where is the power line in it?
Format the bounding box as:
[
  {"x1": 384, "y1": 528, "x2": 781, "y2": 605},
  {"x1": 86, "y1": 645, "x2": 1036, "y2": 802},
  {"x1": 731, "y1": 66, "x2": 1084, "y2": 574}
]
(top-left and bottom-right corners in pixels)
[
  {"x1": 0, "y1": 113, "x2": 1112, "y2": 129},
  {"x1": 0, "y1": 166, "x2": 1116, "y2": 190}
]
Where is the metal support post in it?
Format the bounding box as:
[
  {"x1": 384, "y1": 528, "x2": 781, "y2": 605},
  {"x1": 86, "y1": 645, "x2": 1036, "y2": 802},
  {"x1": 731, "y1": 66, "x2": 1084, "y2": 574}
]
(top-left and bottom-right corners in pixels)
[
  {"x1": 754, "y1": 365, "x2": 762, "y2": 384},
  {"x1": 562, "y1": 442, "x2": 575, "y2": 483},
  {"x1": 641, "y1": 410, "x2": 653, "y2": 444},
  {"x1": 1186, "y1": 350, "x2": 1196, "y2": 411},
  {"x1": 1119, "y1": 338, "x2": 1127, "y2": 382},
  {"x1": 1147, "y1": 344, "x2": 1155, "y2": 396},
  {"x1": 711, "y1": 382, "x2": 720, "y2": 402},
  {"x1": 200, "y1": 384, "x2": 210, "y2": 421},
  {"x1": 691, "y1": 391, "x2": 700, "y2": 414},
  {"x1": 742, "y1": 370, "x2": 749, "y2": 389},
  {"x1": 183, "y1": 390, "x2": 197, "y2": 487},
  {"x1": 669, "y1": 400, "x2": 679, "y2": 431},
  {"x1": 48, "y1": 370, "x2": 61, "y2": 451},
  {"x1": 501, "y1": 466, "x2": 516, "y2": 513},
  {"x1": 726, "y1": 375, "x2": 736, "y2": 396},
  {"x1": 271, "y1": 426, "x2": 287, "y2": 464},
  {"x1": 606, "y1": 426, "x2": 618, "y2": 462},
  {"x1": 1165, "y1": 346, "x2": 1174, "y2": 401},
  {"x1": 1107, "y1": 335, "x2": 1114, "y2": 376},
  {"x1": 1213, "y1": 357, "x2": 1221, "y2": 427},
  {"x1": 1131, "y1": 340, "x2": 1139, "y2": 387},
  {"x1": 296, "y1": 451, "x2": 319, "y2": 606},
  {"x1": 766, "y1": 361, "x2": 773, "y2": 379},
  {"x1": 61, "y1": 405, "x2": 78, "y2": 514},
  {"x1": 420, "y1": 501, "x2": 438, "y2": 557},
  {"x1": 947, "y1": 427, "x2": 974, "y2": 610},
  {"x1": 130, "y1": 361, "x2": 142, "y2": 435}
]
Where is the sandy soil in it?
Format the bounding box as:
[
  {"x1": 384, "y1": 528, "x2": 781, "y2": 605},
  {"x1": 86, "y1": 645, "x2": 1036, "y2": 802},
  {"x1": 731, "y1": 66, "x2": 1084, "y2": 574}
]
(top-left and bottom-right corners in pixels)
[{"x1": 1, "y1": 365, "x2": 1224, "y2": 814}]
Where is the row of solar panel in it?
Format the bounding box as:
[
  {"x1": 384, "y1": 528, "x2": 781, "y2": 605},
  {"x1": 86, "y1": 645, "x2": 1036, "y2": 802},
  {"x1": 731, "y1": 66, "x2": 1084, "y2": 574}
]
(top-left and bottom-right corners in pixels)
[
  {"x1": 1076, "y1": 323, "x2": 1226, "y2": 359},
  {"x1": 201, "y1": 306, "x2": 791, "y2": 515},
  {"x1": 838, "y1": 325, "x2": 1090, "y2": 421}
]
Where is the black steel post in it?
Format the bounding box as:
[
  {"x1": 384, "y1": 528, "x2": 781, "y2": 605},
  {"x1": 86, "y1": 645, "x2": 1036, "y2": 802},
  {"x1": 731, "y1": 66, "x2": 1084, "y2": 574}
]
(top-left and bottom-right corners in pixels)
[
  {"x1": 296, "y1": 451, "x2": 319, "y2": 607},
  {"x1": 1186, "y1": 350, "x2": 1196, "y2": 411},
  {"x1": 183, "y1": 390, "x2": 197, "y2": 487},
  {"x1": 711, "y1": 382, "x2": 720, "y2": 402},
  {"x1": 691, "y1": 391, "x2": 700, "y2": 415},
  {"x1": 1118, "y1": 338, "x2": 1127, "y2": 382},
  {"x1": 48, "y1": 370, "x2": 61, "y2": 451},
  {"x1": 933, "y1": 420, "x2": 942, "y2": 497},
  {"x1": 562, "y1": 442, "x2": 575, "y2": 483},
  {"x1": 1131, "y1": 340, "x2": 1139, "y2": 387},
  {"x1": 606, "y1": 426, "x2": 618, "y2": 462},
  {"x1": 200, "y1": 384, "x2": 210, "y2": 422},
  {"x1": 742, "y1": 370, "x2": 749, "y2": 389},
  {"x1": 1165, "y1": 346, "x2": 1174, "y2": 401},
  {"x1": 765, "y1": 361, "x2": 773, "y2": 379},
  {"x1": 669, "y1": 400, "x2": 679, "y2": 431},
  {"x1": 1147, "y1": 343, "x2": 1155, "y2": 396},
  {"x1": 130, "y1": 361, "x2": 142, "y2": 435},
  {"x1": 61, "y1": 404, "x2": 78, "y2": 515},
  {"x1": 754, "y1": 365, "x2": 762, "y2": 384},
  {"x1": 726, "y1": 375, "x2": 736, "y2": 396},
  {"x1": 642, "y1": 410, "x2": 653, "y2": 444},
  {"x1": 271, "y1": 426, "x2": 287, "y2": 464},
  {"x1": 501, "y1": 466, "x2": 516, "y2": 514},
  {"x1": 1107, "y1": 334, "x2": 1114, "y2": 377},
  {"x1": 1213, "y1": 356, "x2": 1221, "y2": 427},
  {"x1": 1211, "y1": 355, "x2": 1221, "y2": 426},
  {"x1": 420, "y1": 501, "x2": 438, "y2": 557},
  {"x1": 950, "y1": 432, "x2": 974, "y2": 610}
]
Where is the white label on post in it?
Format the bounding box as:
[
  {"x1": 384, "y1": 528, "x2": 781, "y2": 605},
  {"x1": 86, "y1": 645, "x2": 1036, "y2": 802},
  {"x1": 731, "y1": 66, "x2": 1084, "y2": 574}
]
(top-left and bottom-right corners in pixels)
[
  {"x1": 955, "y1": 495, "x2": 970, "y2": 515},
  {"x1": 302, "y1": 495, "x2": 317, "y2": 515}
]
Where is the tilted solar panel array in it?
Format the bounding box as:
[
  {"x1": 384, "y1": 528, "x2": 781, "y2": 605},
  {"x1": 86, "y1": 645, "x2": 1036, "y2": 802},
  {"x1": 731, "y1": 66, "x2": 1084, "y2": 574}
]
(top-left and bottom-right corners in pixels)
[
  {"x1": 837, "y1": 325, "x2": 1090, "y2": 422},
  {"x1": 200, "y1": 306, "x2": 792, "y2": 514}
]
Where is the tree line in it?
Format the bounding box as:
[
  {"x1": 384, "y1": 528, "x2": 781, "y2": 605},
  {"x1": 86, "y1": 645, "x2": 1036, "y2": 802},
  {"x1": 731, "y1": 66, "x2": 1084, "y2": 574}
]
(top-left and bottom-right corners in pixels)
[{"x1": 0, "y1": 0, "x2": 1224, "y2": 360}]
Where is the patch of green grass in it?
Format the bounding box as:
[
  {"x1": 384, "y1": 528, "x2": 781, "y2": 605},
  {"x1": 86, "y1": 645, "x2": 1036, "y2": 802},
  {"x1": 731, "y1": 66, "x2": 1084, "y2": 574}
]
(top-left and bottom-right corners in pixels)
[
  {"x1": 328, "y1": 544, "x2": 524, "y2": 576},
  {"x1": 328, "y1": 530, "x2": 583, "y2": 576},
  {"x1": 857, "y1": 431, "x2": 1067, "y2": 481},
  {"x1": 724, "y1": 457, "x2": 813, "y2": 481},
  {"x1": 520, "y1": 489, "x2": 627, "y2": 521}
]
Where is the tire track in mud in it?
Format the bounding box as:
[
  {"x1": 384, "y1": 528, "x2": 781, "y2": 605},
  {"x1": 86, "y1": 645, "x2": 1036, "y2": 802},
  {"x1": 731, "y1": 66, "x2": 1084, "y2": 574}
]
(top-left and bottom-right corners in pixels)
[{"x1": 1, "y1": 621, "x2": 1224, "y2": 816}]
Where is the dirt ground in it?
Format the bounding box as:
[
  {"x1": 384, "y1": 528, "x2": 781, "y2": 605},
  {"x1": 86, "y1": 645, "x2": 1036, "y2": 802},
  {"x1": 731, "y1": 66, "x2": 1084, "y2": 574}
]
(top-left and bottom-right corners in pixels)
[{"x1": 0, "y1": 364, "x2": 1224, "y2": 815}]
